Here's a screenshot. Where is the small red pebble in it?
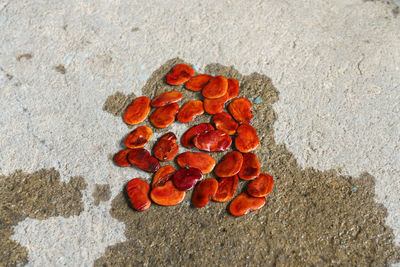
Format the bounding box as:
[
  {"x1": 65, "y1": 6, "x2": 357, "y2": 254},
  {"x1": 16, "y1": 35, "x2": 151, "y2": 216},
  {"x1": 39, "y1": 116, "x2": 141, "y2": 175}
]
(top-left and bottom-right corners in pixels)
[
  {"x1": 126, "y1": 178, "x2": 151, "y2": 211},
  {"x1": 235, "y1": 124, "x2": 260, "y2": 153},
  {"x1": 128, "y1": 148, "x2": 160, "y2": 173},
  {"x1": 203, "y1": 93, "x2": 228, "y2": 115},
  {"x1": 238, "y1": 152, "x2": 261, "y2": 180},
  {"x1": 247, "y1": 173, "x2": 274, "y2": 198},
  {"x1": 123, "y1": 96, "x2": 151, "y2": 125},
  {"x1": 150, "y1": 180, "x2": 185, "y2": 206},
  {"x1": 193, "y1": 130, "x2": 232, "y2": 152},
  {"x1": 212, "y1": 175, "x2": 239, "y2": 203},
  {"x1": 181, "y1": 123, "x2": 214, "y2": 148},
  {"x1": 177, "y1": 100, "x2": 204, "y2": 123},
  {"x1": 152, "y1": 165, "x2": 175, "y2": 187},
  {"x1": 124, "y1": 125, "x2": 152, "y2": 149},
  {"x1": 228, "y1": 97, "x2": 253, "y2": 124},
  {"x1": 212, "y1": 112, "x2": 238, "y2": 135},
  {"x1": 226, "y1": 78, "x2": 239, "y2": 100},
  {"x1": 173, "y1": 167, "x2": 203, "y2": 191},
  {"x1": 214, "y1": 151, "x2": 243, "y2": 178},
  {"x1": 185, "y1": 74, "x2": 212, "y2": 91},
  {"x1": 113, "y1": 148, "x2": 132, "y2": 167},
  {"x1": 153, "y1": 132, "x2": 179, "y2": 161},
  {"x1": 176, "y1": 152, "x2": 216, "y2": 174},
  {"x1": 202, "y1": 76, "x2": 228, "y2": 99},
  {"x1": 192, "y1": 178, "x2": 218, "y2": 208},
  {"x1": 150, "y1": 103, "x2": 179, "y2": 128},
  {"x1": 151, "y1": 91, "x2": 183, "y2": 107},
  {"x1": 166, "y1": 64, "x2": 194, "y2": 85},
  {"x1": 229, "y1": 192, "x2": 266, "y2": 216}
]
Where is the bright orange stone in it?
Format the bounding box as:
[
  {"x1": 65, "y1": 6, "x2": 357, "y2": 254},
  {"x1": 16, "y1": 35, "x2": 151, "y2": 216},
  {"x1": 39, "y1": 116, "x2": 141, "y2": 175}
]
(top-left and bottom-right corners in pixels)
[
  {"x1": 212, "y1": 112, "x2": 238, "y2": 135},
  {"x1": 176, "y1": 152, "x2": 216, "y2": 174},
  {"x1": 229, "y1": 192, "x2": 266, "y2": 216},
  {"x1": 202, "y1": 76, "x2": 228, "y2": 99},
  {"x1": 150, "y1": 103, "x2": 179, "y2": 128},
  {"x1": 126, "y1": 178, "x2": 151, "y2": 211},
  {"x1": 247, "y1": 173, "x2": 274, "y2": 198},
  {"x1": 193, "y1": 130, "x2": 232, "y2": 152},
  {"x1": 177, "y1": 100, "x2": 204, "y2": 123},
  {"x1": 153, "y1": 132, "x2": 179, "y2": 161},
  {"x1": 113, "y1": 148, "x2": 132, "y2": 167},
  {"x1": 212, "y1": 175, "x2": 239, "y2": 202},
  {"x1": 185, "y1": 74, "x2": 212, "y2": 91},
  {"x1": 235, "y1": 124, "x2": 260, "y2": 153},
  {"x1": 152, "y1": 165, "x2": 175, "y2": 187},
  {"x1": 214, "y1": 151, "x2": 243, "y2": 177},
  {"x1": 151, "y1": 91, "x2": 183, "y2": 107},
  {"x1": 227, "y1": 78, "x2": 239, "y2": 100},
  {"x1": 166, "y1": 64, "x2": 194, "y2": 85},
  {"x1": 228, "y1": 97, "x2": 253, "y2": 124},
  {"x1": 238, "y1": 153, "x2": 261, "y2": 180},
  {"x1": 181, "y1": 123, "x2": 214, "y2": 148},
  {"x1": 203, "y1": 93, "x2": 228, "y2": 115},
  {"x1": 124, "y1": 125, "x2": 152, "y2": 149},
  {"x1": 123, "y1": 96, "x2": 151, "y2": 125},
  {"x1": 150, "y1": 180, "x2": 185, "y2": 206},
  {"x1": 192, "y1": 178, "x2": 218, "y2": 208},
  {"x1": 128, "y1": 148, "x2": 160, "y2": 173}
]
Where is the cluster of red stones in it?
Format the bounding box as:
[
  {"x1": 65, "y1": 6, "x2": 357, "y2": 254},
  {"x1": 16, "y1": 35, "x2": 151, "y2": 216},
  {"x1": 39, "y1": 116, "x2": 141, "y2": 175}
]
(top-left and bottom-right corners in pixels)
[{"x1": 113, "y1": 64, "x2": 274, "y2": 216}]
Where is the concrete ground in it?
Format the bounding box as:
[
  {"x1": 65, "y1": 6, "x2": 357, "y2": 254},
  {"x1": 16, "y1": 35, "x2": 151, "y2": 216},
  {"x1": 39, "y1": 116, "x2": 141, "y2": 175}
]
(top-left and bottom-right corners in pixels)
[{"x1": 1, "y1": 0, "x2": 400, "y2": 266}]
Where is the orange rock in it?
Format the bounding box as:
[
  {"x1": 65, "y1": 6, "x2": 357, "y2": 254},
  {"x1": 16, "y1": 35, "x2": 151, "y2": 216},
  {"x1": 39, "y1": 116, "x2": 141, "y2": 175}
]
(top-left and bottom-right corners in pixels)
[
  {"x1": 128, "y1": 148, "x2": 160, "y2": 173},
  {"x1": 151, "y1": 91, "x2": 183, "y2": 107},
  {"x1": 153, "y1": 132, "x2": 179, "y2": 161},
  {"x1": 228, "y1": 97, "x2": 253, "y2": 124},
  {"x1": 212, "y1": 112, "x2": 238, "y2": 135},
  {"x1": 247, "y1": 173, "x2": 274, "y2": 198},
  {"x1": 150, "y1": 180, "x2": 185, "y2": 206},
  {"x1": 185, "y1": 74, "x2": 212, "y2": 91},
  {"x1": 124, "y1": 125, "x2": 152, "y2": 149},
  {"x1": 238, "y1": 153, "x2": 260, "y2": 180},
  {"x1": 203, "y1": 93, "x2": 228, "y2": 115},
  {"x1": 176, "y1": 152, "x2": 216, "y2": 174},
  {"x1": 166, "y1": 64, "x2": 194, "y2": 85},
  {"x1": 113, "y1": 148, "x2": 132, "y2": 167},
  {"x1": 177, "y1": 100, "x2": 204, "y2": 123},
  {"x1": 229, "y1": 192, "x2": 266, "y2": 216},
  {"x1": 126, "y1": 178, "x2": 151, "y2": 211},
  {"x1": 212, "y1": 175, "x2": 239, "y2": 202},
  {"x1": 152, "y1": 165, "x2": 175, "y2": 187},
  {"x1": 202, "y1": 76, "x2": 228, "y2": 99},
  {"x1": 181, "y1": 123, "x2": 214, "y2": 148},
  {"x1": 193, "y1": 130, "x2": 232, "y2": 152},
  {"x1": 123, "y1": 96, "x2": 151, "y2": 125},
  {"x1": 192, "y1": 178, "x2": 218, "y2": 208},
  {"x1": 214, "y1": 151, "x2": 243, "y2": 177},
  {"x1": 235, "y1": 124, "x2": 259, "y2": 153},
  {"x1": 150, "y1": 103, "x2": 179, "y2": 128},
  {"x1": 227, "y1": 78, "x2": 239, "y2": 100}
]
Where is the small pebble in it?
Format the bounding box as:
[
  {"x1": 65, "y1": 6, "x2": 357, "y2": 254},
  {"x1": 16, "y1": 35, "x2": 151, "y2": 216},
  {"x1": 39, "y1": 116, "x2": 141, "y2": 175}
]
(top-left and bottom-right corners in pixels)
[{"x1": 253, "y1": 96, "x2": 262, "y2": 104}]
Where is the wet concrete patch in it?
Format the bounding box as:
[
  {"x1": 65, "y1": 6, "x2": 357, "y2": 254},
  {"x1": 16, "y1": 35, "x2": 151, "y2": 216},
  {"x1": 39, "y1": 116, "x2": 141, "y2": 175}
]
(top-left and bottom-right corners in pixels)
[
  {"x1": 96, "y1": 59, "x2": 400, "y2": 266},
  {"x1": 103, "y1": 91, "x2": 136, "y2": 117},
  {"x1": 93, "y1": 184, "x2": 111, "y2": 206},
  {"x1": 0, "y1": 168, "x2": 87, "y2": 266}
]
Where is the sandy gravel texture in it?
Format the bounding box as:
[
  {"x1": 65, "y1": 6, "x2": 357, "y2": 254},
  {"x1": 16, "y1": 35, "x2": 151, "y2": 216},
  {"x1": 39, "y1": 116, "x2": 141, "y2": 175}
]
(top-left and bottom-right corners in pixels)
[{"x1": 0, "y1": 0, "x2": 399, "y2": 265}]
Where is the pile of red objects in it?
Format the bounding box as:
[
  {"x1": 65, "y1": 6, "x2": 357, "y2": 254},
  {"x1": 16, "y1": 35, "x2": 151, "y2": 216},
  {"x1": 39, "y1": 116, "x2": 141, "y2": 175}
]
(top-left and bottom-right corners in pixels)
[{"x1": 113, "y1": 64, "x2": 274, "y2": 216}]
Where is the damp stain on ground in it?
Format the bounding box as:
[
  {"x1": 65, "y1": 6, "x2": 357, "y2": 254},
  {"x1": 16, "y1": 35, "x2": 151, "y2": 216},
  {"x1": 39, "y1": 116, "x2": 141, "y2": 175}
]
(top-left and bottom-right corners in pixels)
[
  {"x1": 103, "y1": 91, "x2": 136, "y2": 117},
  {"x1": 92, "y1": 184, "x2": 111, "y2": 206},
  {"x1": 0, "y1": 168, "x2": 87, "y2": 266},
  {"x1": 96, "y1": 58, "x2": 400, "y2": 266}
]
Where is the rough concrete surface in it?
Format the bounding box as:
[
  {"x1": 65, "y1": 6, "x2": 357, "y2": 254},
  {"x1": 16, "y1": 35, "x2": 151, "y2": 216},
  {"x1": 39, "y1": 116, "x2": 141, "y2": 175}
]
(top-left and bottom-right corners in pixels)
[{"x1": 0, "y1": 0, "x2": 400, "y2": 266}]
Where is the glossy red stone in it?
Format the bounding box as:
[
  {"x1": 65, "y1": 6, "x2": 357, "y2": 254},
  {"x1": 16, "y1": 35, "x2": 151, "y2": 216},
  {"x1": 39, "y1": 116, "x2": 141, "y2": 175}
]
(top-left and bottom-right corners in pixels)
[
  {"x1": 238, "y1": 152, "x2": 261, "y2": 180},
  {"x1": 212, "y1": 175, "x2": 239, "y2": 202},
  {"x1": 192, "y1": 178, "x2": 218, "y2": 208},
  {"x1": 247, "y1": 173, "x2": 274, "y2": 198},
  {"x1": 176, "y1": 152, "x2": 216, "y2": 174},
  {"x1": 214, "y1": 151, "x2": 243, "y2": 178},
  {"x1": 166, "y1": 64, "x2": 194, "y2": 85},
  {"x1": 123, "y1": 96, "x2": 151, "y2": 125},
  {"x1": 126, "y1": 178, "x2": 151, "y2": 211},
  {"x1": 235, "y1": 124, "x2": 260, "y2": 153},
  {"x1": 128, "y1": 148, "x2": 160, "y2": 173},
  {"x1": 150, "y1": 103, "x2": 179, "y2": 128},
  {"x1": 124, "y1": 125, "x2": 152, "y2": 149},
  {"x1": 152, "y1": 165, "x2": 176, "y2": 187},
  {"x1": 177, "y1": 100, "x2": 204, "y2": 123},
  {"x1": 212, "y1": 112, "x2": 238, "y2": 135},
  {"x1": 228, "y1": 97, "x2": 253, "y2": 124},
  {"x1": 181, "y1": 123, "x2": 214, "y2": 148},
  {"x1": 193, "y1": 130, "x2": 232, "y2": 152},
  {"x1": 153, "y1": 132, "x2": 179, "y2": 161},
  {"x1": 202, "y1": 76, "x2": 228, "y2": 99},
  {"x1": 113, "y1": 148, "x2": 132, "y2": 167},
  {"x1": 173, "y1": 167, "x2": 203, "y2": 191},
  {"x1": 185, "y1": 74, "x2": 212, "y2": 91},
  {"x1": 227, "y1": 78, "x2": 239, "y2": 100},
  {"x1": 203, "y1": 93, "x2": 228, "y2": 115},
  {"x1": 151, "y1": 91, "x2": 183, "y2": 107},
  {"x1": 229, "y1": 192, "x2": 266, "y2": 216},
  {"x1": 150, "y1": 180, "x2": 185, "y2": 206}
]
